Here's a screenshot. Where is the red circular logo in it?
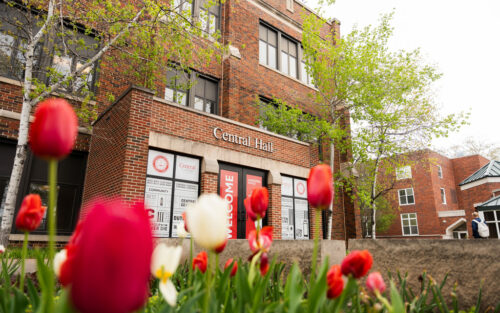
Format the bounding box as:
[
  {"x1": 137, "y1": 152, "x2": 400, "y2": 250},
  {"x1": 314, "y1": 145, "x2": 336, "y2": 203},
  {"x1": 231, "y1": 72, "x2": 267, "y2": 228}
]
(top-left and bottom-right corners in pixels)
[
  {"x1": 152, "y1": 155, "x2": 169, "y2": 173},
  {"x1": 296, "y1": 182, "x2": 305, "y2": 195}
]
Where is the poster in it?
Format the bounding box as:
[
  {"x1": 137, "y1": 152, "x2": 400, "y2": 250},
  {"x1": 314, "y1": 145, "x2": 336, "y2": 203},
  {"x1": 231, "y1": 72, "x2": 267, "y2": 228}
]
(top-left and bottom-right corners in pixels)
[
  {"x1": 144, "y1": 177, "x2": 172, "y2": 237},
  {"x1": 245, "y1": 175, "x2": 263, "y2": 238},
  {"x1": 281, "y1": 197, "x2": 294, "y2": 239},
  {"x1": 294, "y1": 198, "x2": 309, "y2": 239},
  {"x1": 147, "y1": 150, "x2": 174, "y2": 178},
  {"x1": 171, "y1": 181, "x2": 198, "y2": 237},
  {"x1": 281, "y1": 176, "x2": 293, "y2": 196},
  {"x1": 175, "y1": 155, "x2": 200, "y2": 182},
  {"x1": 294, "y1": 178, "x2": 307, "y2": 199},
  {"x1": 220, "y1": 170, "x2": 238, "y2": 239}
]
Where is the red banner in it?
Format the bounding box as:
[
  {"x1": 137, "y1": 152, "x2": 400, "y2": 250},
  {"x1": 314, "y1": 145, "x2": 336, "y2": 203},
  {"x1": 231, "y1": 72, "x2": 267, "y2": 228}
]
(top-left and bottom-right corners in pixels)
[
  {"x1": 245, "y1": 175, "x2": 262, "y2": 238},
  {"x1": 220, "y1": 170, "x2": 238, "y2": 239}
]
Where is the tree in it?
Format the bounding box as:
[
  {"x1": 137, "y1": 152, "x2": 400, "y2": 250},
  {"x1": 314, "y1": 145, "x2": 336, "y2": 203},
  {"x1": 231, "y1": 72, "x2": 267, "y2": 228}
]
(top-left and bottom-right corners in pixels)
[
  {"x1": 441, "y1": 137, "x2": 500, "y2": 161},
  {"x1": 256, "y1": 12, "x2": 468, "y2": 239},
  {"x1": 0, "y1": 0, "x2": 224, "y2": 244}
]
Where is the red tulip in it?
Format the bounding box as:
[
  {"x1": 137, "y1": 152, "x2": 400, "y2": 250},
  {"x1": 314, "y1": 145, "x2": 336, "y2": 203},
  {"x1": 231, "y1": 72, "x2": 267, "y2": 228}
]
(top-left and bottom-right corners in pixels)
[
  {"x1": 250, "y1": 187, "x2": 268, "y2": 217},
  {"x1": 29, "y1": 98, "x2": 78, "y2": 160},
  {"x1": 260, "y1": 252, "x2": 269, "y2": 276},
  {"x1": 244, "y1": 197, "x2": 258, "y2": 221},
  {"x1": 341, "y1": 250, "x2": 373, "y2": 279},
  {"x1": 181, "y1": 212, "x2": 189, "y2": 232},
  {"x1": 192, "y1": 251, "x2": 208, "y2": 273},
  {"x1": 307, "y1": 164, "x2": 334, "y2": 210},
  {"x1": 214, "y1": 238, "x2": 228, "y2": 254},
  {"x1": 58, "y1": 221, "x2": 84, "y2": 286},
  {"x1": 366, "y1": 272, "x2": 386, "y2": 294},
  {"x1": 327, "y1": 265, "x2": 344, "y2": 299},
  {"x1": 15, "y1": 194, "x2": 46, "y2": 232},
  {"x1": 248, "y1": 226, "x2": 273, "y2": 253},
  {"x1": 70, "y1": 199, "x2": 153, "y2": 313},
  {"x1": 224, "y1": 258, "x2": 238, "y2": 277}
]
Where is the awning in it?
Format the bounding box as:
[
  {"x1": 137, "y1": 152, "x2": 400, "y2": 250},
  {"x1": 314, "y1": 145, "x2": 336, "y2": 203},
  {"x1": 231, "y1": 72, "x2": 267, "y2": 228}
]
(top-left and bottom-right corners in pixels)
[{"x1": 476, "y1": 195, "x2": 500, "y2": 211}]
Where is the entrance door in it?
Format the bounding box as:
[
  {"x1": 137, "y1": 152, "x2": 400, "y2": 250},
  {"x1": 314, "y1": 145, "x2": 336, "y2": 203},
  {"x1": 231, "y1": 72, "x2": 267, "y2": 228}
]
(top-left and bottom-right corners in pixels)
[{"x1": 218, "y1": 163, "x2": 267, "y2": 239}]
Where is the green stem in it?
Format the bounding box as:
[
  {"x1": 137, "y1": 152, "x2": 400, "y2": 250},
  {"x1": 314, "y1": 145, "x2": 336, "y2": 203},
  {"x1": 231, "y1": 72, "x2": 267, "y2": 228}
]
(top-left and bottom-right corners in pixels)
[
  {"x1": 205, "y1": 251, "x2": 214, "y2": 313},
  {"x1": 47, "y1": 159, "x2": 57, "y2": 312},
  {"x1": 311, "y1": 208, "x2": 321, "y2": 283},
  {"x1": 19, "y1": 231, "x2": 28, "y2": 290},
  {"x1": 188, "y1": 236, "x2": 193, "y2": 285}
]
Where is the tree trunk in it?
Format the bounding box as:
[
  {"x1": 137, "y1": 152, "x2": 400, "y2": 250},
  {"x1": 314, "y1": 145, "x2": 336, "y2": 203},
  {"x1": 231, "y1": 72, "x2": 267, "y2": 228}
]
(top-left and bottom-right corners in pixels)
[{"x1": 370, "y1": 160, "x2": 380, "y2": 240}]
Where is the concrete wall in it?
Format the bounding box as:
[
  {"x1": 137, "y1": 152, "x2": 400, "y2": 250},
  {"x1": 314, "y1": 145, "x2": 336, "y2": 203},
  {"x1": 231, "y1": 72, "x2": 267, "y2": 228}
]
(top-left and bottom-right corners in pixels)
[
  {"x1": 157, "y1": 238, "x2": 347, "y2": 276},
  {"x1": 349, "y1": 239, "x2": 500, "y2": 310}
]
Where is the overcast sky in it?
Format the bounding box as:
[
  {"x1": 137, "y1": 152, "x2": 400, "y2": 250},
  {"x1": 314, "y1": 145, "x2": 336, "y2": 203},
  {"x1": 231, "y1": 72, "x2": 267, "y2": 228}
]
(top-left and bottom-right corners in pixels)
[{"x1": 306, "y1": 0, "x2": 500, "y2": 152}]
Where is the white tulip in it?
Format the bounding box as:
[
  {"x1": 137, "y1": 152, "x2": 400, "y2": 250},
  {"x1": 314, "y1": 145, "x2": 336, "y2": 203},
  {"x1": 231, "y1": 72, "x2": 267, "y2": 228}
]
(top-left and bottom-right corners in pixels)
[
  {"x1": 0, "y1": 244, "x2": 5, "y2": 254},
  {"x1": 53, "y1": 249, "x2": 67, "y2": 278},
  {"x1": 186, "y1": 194, "x2": 229, "y2": 251},
  {"x1": 151, "y1": 244, "x2": 182, "y2": 306},
  {"x1": 177, "y1": 221, "x2": 189, "y2": 238}
]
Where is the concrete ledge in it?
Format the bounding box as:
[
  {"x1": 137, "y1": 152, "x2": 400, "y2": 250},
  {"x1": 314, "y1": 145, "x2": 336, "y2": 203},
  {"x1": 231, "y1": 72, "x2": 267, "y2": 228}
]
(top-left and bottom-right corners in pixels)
[
  {"x1": 9, "y1": 234, "x2": 71, "y2": 242},
  {"x1": 156, "y1": 239, "x2": 346, "y2": 275},
  {"x1": 349, "y1": 239, "x2": 500, "y2": 310}
]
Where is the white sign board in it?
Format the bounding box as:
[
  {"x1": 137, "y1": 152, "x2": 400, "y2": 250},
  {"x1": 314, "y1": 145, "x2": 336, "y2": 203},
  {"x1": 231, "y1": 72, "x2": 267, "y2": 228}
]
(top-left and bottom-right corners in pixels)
[
  {"x1": 175, "y1": 155, "x2": 200, "y2": 182},
  {"x1": 144, "y1": 177, "x2": 173, "y2": 237},
  {"x1": 294, "y1": 179, "x2": 307, "y2": 199},
  {"x1": 171, "y1": 182, "x2": 198, "y2": 237},
  {"x1": 294, "y1": 198, "x2": 309, "y2": 239},
  {"x1": 281, "y1": 176, "x2": 293, "y2": 197},
  {"x1": 281, "y1": 197, "x2": 294, "y2": 239},
  {"x1": 147, "y1": 150, "x2": 174, "y2": 178}
]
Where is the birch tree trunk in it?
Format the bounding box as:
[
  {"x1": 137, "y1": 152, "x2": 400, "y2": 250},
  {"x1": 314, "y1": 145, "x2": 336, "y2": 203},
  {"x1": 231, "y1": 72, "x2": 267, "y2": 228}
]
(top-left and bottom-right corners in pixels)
[
  {"x1": 370, "y1": 159, "x2": 380, "y2": 239},
  {"x1": 0, "y1": 1, "x2": 54, "y2": 245}
]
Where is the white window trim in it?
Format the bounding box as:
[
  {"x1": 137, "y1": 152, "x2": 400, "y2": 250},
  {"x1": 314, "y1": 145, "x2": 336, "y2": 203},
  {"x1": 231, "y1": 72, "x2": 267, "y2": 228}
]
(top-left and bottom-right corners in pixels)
[
  {"x1": 396, "y1": 166, "x2": 412, "y2": 180},
  {"x1": 401, "y1": 213, "x2": 419, "y2": 236},
  {"x1": 440, "y1": 188, "x2": 447, "y2": 204},
  {"x1": 398, "y1": 188, "x2": 415, "y2": 206},
  {"x1": 437, "y1": 165, "x2": 443, "y2": 178}
]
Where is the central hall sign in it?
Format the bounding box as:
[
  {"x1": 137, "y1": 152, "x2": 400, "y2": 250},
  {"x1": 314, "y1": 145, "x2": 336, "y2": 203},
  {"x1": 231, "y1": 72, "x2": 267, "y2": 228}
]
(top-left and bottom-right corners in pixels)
[{"x1": 213, "y1": 127, "x2": 274, "y2": 153}]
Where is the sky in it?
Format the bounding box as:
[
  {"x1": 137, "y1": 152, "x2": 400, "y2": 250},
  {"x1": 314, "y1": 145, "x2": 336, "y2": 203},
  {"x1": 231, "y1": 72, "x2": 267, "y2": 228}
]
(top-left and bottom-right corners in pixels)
[{"x1": 305, "y1": 0, "x2": 500, "y2": 153}]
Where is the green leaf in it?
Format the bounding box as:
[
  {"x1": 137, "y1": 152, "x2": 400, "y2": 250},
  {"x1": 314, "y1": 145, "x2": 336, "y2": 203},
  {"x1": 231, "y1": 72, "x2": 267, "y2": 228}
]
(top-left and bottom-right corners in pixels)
[{"x1": 390, "y1": 281, "x2": 406, "y2": 313}]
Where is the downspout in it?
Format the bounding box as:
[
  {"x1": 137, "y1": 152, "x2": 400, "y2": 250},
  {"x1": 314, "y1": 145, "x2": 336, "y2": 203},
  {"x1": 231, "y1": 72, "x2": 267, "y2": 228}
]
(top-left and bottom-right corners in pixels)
[{"x1": 328, "y1": 142, "x2": 334, "y2": 239}]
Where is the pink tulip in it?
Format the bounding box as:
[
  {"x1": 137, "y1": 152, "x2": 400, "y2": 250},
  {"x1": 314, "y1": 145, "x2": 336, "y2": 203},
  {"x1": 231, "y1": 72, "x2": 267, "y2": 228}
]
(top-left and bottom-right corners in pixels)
[{"x1": 366, "y1": 272, "x2": 386, "y2": 294}]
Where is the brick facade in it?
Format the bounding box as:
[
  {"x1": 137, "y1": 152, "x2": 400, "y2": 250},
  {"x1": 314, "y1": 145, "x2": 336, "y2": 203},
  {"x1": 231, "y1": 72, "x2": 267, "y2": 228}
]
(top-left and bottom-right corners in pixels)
[
  {"x1": 0, "y1": 0, "x2": 361, "y2": 241},
  {"x1": 378, "y1": 150, "x2": 498, "y2": 239}
]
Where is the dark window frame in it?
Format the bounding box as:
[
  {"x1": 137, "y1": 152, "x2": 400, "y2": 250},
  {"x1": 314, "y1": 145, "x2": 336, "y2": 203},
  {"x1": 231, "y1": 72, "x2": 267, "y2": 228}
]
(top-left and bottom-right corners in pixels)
[{"x1": 281, "y1": 175, "x2": 310, "y2": 240}]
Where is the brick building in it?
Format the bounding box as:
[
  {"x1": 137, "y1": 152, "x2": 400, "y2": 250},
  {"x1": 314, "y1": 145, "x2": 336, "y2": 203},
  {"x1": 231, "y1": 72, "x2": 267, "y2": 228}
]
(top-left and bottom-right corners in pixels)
[
  {"x1": 377, "y1": 149, "x2": 500, "y2": 239},
  {"x1": 0, "y1": 0, "x2": 361, "y2": 243}
]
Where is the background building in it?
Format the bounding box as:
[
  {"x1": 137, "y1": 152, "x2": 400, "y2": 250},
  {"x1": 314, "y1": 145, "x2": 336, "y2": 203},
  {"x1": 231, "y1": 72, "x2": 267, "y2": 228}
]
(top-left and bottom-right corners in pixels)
[
  {"x1": 378, "y1": 149, "x2": 500, "y2": 239},
  {"x1": 0, "y1": 0, "x2": 361, "y2": 244}
]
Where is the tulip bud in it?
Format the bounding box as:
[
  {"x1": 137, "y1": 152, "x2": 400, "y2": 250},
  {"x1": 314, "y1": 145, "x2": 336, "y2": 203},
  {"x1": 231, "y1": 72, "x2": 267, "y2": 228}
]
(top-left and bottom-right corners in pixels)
[
  {"x1": 29, "y1": 98, "x2": 78, "y2": 160},
  {"x1": 70, "y1": 199, "x2": 153, "y2": 313},
  {"x1": 15, "y1": 194, "x2": 46, "y2": 232},
  {"x1": 250, "y1": 187, "x2": 268, "y2": 218},
  {"x1": 307, "y1": 164, "x2": 334, "y2": 210},
  {"x1": 260, "y1": 252, "x2": 269, "y2": 276},
  {"x1": 366, "y1": 272, "x2": 386, "y2": 294},
  {"x1": 186, "y1": 194, "x2": 228, "y2": 251},
  {"x1": 224, "y1": 258, "x2": 238, "y2": 277},
  {"x1": 192, "y1": 251, "x2": 208, "y2": 273},
  {"x1": 326, "y1": 265, "x2": 344, "y2": 299},
  {"x1": 341, "y1": 250, "x2": 373, "y2": 279}
]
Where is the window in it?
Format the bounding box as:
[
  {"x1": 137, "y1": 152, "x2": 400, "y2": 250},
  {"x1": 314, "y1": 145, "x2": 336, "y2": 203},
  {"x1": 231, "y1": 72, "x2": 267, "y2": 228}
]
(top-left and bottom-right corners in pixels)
[
  {"x1": 199, "y1": 0, "x2": 220, "y2": 35},
  {"x1": 300, "y1": 47, "x2": 314, "y2": 86},
  {"x1": 259, "y1": 24, "x2": 277, "y2": 69},
  {"x1": 396, "y1": 166, "x2": 412, "y2": 180},
  {"x1": 0, "y1": 2, "x2": 98, "y2": 92},
  {"x1": 281, "y1": 176, "x2": 310, "y2": 240},
  {"x1": 440, "y1": 188, "x2": 446, "y2": 204},
  {"x1": 398, "y1": 188, "x2": 415, "y2": 205},
  {"x1": 483, "y1": 210, "x2": 500, "y2": 239},
  {"x1": 165, "y1": 68, "x2": 189, "y2": 106},
  {"x1": 145, "y1": 149, "x2": 200, "y2": 238},
  {"x1": 173, "y1": 0, "x2": 193, "y2": 21},
  {"x1": 280, "y1": 36, "x2": 297, "y2": 78},
  {"x1": 401, "y1": 213, "x2": 418, "y2": 236},
  {"x1": 437, "y1": 165, "x2": 443, "y2": 178},
  {"x1": 165, "y1": 67, "x2": 218, "y2": 114},
  {"x1": 452, "y1": 223, "x2": 468, "y2": 239}
]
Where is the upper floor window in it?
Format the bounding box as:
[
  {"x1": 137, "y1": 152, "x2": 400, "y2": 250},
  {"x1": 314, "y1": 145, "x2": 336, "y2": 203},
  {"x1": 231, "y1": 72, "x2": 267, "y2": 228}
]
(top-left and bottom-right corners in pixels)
[
  {"x1": 396, "y1": 166, "x2": 412, "y2": 180},
  {"x1": 199, "y1": 0, "x2": 220, "y2": 35},
  {"x1": 401, "y1": 213, "x2": 418, "y2": 236},
  {"x1": 440, "y1": 188, "x2": 446, "y2": 204},
  {"x1": 437, "y1": 165, "x2": 443, "y2": 178},
  {"x1": 398, "y1": 188, "x2": 415, "y2": 205},
  {"x1": 300, "y1": 47, "x2": 314, "y2": 86},
  {"x1": 259, "y1": 24, "x2": 277, "y2": 69},
  {"x1": 165, "y1": 67, "x2": 218, "y2": 114},
  {"x1": 280, "y1": 36, "x2": 297, "y2": 78},
  {"x1": 0, "y1": 2, "x2": 98, "y2": 93}
]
